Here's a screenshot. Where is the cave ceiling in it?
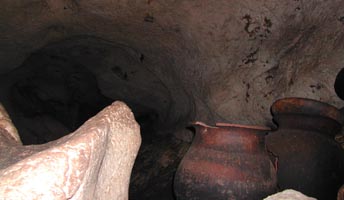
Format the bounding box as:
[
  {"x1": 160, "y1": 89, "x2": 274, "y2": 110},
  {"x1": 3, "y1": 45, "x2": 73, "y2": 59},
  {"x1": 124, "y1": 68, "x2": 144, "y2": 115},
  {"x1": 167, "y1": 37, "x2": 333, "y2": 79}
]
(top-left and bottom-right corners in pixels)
[{"x1": 1, "y1": 0, "x2": 344, "y2": 127}]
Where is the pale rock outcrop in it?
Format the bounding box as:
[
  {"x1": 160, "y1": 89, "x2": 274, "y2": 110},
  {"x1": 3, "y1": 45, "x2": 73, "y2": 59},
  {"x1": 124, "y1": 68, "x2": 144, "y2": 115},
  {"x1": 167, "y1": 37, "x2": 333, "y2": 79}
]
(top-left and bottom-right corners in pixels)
[
  {"x1": 0, "y1": 101, "x2": 141, "y2": 200},
  {"x1": 264, "y1": 189, "x2": 317, "y2": 200}
]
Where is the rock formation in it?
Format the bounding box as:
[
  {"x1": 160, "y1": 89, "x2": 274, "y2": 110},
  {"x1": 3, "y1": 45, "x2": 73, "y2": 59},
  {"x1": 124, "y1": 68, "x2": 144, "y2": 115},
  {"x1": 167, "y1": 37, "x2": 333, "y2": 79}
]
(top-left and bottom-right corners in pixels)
[
  {"x1": 264, "y1": 189, "x2": 316, "y2": 200},
  {"x1": 0, "y1": 101, "x2": 141, "y2": 200}
]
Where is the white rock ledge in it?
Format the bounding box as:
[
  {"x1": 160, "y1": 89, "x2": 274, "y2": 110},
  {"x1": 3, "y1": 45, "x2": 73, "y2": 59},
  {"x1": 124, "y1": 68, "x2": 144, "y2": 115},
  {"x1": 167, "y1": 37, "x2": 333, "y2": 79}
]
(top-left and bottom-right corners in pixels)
[
  {"x1": 264, "y1": 189, "x2": 317, "y2": 200},
  {"x1": 0, "y1": 101, "x2": 141, "y2": 200}
]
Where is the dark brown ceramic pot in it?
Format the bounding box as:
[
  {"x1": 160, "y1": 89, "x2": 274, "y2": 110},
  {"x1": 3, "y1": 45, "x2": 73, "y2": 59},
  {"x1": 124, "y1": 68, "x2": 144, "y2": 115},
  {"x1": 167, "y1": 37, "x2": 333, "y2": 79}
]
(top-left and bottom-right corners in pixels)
[
  {"x1": 338, "y1": 185, "x2": 344, "y2": 200},
  {"x1": 266, "y1": 97, "x2": 344, "y2": 200},
  {"x1": 174, "y1": 122, "x2": 277, "y2": 200}
]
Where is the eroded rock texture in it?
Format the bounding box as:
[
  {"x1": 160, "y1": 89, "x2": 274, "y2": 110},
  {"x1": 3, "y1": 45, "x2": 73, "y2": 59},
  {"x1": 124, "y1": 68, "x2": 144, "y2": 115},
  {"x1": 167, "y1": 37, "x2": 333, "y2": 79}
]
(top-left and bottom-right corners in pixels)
[
  {"x1": 1, "y1": 0, "x2": 344, "y2": 126},
  {"x1": 264, "y1": 189, "x2": 316, "y2": 200},
  {"x1": 0, "y1": 101, "x2": 141, "y2": 200}
]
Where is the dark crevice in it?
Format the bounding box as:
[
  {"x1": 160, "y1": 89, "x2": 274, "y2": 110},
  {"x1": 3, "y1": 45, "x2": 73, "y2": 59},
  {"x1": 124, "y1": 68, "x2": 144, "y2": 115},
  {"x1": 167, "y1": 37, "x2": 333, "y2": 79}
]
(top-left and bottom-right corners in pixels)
[{"x1": 335, "y1": 68, "x2": 344, "y2": 100}]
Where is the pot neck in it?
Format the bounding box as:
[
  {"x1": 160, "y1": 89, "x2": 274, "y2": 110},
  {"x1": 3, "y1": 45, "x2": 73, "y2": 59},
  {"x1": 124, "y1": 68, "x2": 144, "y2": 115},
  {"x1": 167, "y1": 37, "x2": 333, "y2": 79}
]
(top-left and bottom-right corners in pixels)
[
  {"x1": 193, "y1": 125, "x2": 268, "y2": 152},
  {"x1": 273, "y1": 114, "x2": 342, "y2": 137}
]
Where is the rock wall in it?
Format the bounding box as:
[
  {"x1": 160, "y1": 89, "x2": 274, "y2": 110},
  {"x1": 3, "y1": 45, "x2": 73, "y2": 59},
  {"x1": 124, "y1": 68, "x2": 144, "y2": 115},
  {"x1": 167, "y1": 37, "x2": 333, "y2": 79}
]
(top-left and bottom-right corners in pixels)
[
  {"x1": 0, "y1": 101, "x2": 141, "y2": 200},
  {"x1": 1, "y1": 0, "x2": 344, "y2": 126}
]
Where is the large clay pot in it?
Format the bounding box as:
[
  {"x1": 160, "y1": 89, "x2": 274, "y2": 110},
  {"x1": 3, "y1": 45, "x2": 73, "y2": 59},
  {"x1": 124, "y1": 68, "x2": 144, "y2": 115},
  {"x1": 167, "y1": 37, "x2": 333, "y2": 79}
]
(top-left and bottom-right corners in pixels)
[
  {"x1": 266, "y1": 97, "x2": 344, "y2": 200},
  {"x1": 338, "y1": 185, "x2": 344, "y2": 200},
  {"x1": 174, "y1": 122, "x2": 277, "y2": 200}
]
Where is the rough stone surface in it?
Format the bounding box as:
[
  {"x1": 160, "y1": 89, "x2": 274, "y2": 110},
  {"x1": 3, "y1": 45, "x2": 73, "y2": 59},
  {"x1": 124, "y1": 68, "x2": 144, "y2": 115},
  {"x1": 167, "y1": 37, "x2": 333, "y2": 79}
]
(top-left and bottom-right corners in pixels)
[
  {"x1": 0, "y1": 101, "x2": 141, "y2": 200},
  {"x1": 0, "y1": 103, "x2": 21, "y2": 143},
  {"x1": 129, "y1": 135, "x2": 189, "y2": 200},
  {"x1": 264, "y1": 189, "x2": 317, "y2": 200},
  {"x1": 1, "y1": 0, "x2": 344, "y2": 127}
]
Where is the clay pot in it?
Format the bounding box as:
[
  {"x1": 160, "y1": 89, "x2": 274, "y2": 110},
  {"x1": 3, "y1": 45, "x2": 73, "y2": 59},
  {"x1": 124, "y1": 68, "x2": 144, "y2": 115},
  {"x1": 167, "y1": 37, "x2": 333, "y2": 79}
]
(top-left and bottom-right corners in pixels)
[
  {"x1": 338, "y1": 185, "x2": 344, "y2": 200},
  {"x1": 266, "y1": 97, "x2": 344, "y2": 200},
  {"x1": 174, "y1": 122, "x2": 277, "y2": 200}
]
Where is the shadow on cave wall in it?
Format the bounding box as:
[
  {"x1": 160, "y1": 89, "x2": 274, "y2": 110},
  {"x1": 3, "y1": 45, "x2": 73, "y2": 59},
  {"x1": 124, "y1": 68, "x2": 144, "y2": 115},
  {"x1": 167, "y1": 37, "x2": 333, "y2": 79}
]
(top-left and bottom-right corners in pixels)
[{"x1": 10, "y1": 54, "x2": 112, "y2": 144}]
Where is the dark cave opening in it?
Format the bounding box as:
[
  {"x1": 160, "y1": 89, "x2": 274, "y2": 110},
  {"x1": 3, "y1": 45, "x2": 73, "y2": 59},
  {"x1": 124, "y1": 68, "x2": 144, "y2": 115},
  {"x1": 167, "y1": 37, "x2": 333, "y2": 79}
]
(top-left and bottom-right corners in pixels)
[
  {"x1": 9, "y1": 54, "x2": 113, "y2": 144},
  {"x1": 0, "y1": 36, "x2": 194, "y2": 200}
]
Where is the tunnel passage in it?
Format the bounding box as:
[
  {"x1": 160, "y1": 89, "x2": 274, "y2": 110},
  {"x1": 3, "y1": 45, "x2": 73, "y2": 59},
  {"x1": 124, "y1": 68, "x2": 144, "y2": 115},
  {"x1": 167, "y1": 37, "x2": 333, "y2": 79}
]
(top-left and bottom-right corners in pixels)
[
  {"x1": 9, "y1": 55, "x2": 113, "y2": 144},
  {"x1": 0, "y1": 36, "x2": 195, "y2": 199}
]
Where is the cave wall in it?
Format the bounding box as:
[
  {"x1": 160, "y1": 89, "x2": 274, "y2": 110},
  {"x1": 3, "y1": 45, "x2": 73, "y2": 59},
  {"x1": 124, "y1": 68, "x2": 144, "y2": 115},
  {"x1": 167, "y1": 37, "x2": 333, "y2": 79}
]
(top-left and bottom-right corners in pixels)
[
  {"x1": 1, "y1": 0, "x2": 344, "y2": 126},
  {"x1": 2, "y1": 1, "x2": 344, "y2": 200}
]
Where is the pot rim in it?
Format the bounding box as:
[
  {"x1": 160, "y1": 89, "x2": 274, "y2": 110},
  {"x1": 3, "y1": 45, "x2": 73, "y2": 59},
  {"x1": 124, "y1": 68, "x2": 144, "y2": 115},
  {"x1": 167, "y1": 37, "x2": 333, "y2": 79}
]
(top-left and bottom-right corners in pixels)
[
  {"x1": 215, "y1": 122, "x2": 271, "y2": 131},
  {"x1": 192, "y1": 121, "x2": 271, "y2": 131},
  {"x1": 271, "y1": 97, "x2": 344, "y2": 124}
]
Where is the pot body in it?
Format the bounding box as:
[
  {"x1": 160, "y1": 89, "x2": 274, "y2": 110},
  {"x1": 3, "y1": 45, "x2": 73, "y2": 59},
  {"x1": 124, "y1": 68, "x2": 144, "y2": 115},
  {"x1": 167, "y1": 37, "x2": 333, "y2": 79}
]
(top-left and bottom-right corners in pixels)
[
  {"x1": 266, "y1": 98, "x2": 344, "y2": 200},
  {"x1": 174, "y1": 122, "x2": 277, "y2": 200},
  {"x1": 338, "y1": 185, "x2": 344, "y2": 200}
]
